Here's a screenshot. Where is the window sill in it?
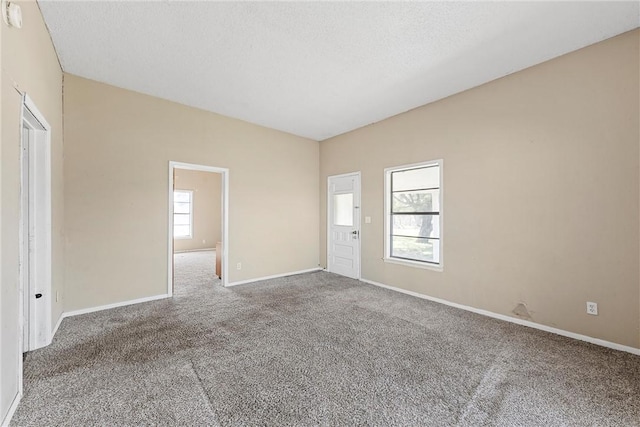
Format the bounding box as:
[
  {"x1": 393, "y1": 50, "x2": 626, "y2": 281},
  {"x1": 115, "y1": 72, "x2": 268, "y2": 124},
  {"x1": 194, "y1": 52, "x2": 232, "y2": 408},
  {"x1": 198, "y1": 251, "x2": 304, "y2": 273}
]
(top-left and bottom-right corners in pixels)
[
  {"x1": 174, "y1": 236, "x2": 192, "y2": 240},
  {"x1": 383, "y1": 257, "x2": 443, "y2": 272}
]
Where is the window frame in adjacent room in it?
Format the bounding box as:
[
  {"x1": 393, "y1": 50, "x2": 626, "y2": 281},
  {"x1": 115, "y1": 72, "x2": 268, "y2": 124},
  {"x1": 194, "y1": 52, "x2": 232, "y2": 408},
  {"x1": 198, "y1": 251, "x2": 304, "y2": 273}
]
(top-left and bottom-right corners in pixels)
[{"x1": 173, "y1": 189, "x2": 193, "y2": 239}]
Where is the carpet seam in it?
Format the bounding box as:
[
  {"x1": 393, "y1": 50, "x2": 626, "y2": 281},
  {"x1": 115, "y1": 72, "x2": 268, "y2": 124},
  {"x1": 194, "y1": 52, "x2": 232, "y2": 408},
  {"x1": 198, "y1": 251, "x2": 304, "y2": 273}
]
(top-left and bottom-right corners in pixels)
[{"x1": 188, "y1": 358, "x2": 221, "y2": 427}]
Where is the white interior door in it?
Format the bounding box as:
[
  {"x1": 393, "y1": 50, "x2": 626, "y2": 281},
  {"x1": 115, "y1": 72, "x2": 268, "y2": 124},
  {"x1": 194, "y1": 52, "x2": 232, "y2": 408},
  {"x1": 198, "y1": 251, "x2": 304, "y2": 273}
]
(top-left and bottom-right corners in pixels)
[
  {"x1": 21, "y1": 124, "x2": 31, "y2": 351},
  {"x1": 20, "y1": 96, "x2": 52, "y2": 351},
  {"x1": 327, "y1": 173, "x2": 361, "y2": 279}
]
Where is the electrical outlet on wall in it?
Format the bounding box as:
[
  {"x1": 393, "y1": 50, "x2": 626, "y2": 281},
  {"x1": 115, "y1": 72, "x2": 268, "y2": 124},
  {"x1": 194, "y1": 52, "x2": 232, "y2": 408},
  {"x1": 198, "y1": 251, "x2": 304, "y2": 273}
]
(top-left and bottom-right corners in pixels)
[
  {"x1": 56, "y1": 291, "x2": 60, "y2": 302},
  {"x1": 237, "y1": 262, "x2": 242, "y2": 270},
  {"x1": 586, "y1": 301, "x2": 598, "y2": 316}
]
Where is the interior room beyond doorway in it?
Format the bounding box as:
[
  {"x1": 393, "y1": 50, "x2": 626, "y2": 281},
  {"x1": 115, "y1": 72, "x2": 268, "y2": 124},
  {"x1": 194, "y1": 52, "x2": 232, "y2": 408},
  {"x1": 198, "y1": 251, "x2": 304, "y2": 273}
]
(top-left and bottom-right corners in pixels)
[{"x1": 172, "y1": 167, "x2": 224, "y2": 294}]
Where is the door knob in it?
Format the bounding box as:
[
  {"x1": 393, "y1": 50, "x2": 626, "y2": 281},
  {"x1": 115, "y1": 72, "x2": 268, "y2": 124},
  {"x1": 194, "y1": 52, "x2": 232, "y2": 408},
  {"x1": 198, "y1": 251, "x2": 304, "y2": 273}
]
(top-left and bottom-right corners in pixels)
[{"x1": 35, "y1": 293, "x2": 42, "y2": 299}]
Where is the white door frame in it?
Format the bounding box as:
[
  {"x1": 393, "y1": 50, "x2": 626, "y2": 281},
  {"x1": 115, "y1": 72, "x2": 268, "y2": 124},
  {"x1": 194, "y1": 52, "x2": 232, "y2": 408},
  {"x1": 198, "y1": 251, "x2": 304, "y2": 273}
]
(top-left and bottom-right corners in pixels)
[
  {"x1": 327, "y1": 171, "x2": 361, "y2": 279},
  {"x1": 168, "y1": 161, "x2": 229, "y2": 292},
  {"x1": 19, "y1": 93, "x2": 52, "y2": 357}
]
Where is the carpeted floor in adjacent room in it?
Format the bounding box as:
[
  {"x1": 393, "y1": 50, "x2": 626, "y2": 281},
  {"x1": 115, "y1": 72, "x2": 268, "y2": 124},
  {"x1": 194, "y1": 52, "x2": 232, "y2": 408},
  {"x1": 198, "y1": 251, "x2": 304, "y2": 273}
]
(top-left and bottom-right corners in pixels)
[{"x1": 11, "y1": 251, "x2": 640, "y2": 426}]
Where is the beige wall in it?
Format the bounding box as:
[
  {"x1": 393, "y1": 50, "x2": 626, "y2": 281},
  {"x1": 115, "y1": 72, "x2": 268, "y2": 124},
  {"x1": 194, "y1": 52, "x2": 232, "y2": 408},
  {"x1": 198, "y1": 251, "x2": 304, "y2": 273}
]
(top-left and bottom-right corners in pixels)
[
  {"x1": 173, "y1": 169, "x2": 222, "y2": 252},
  {"x1": 320, "y1": 30, "x2": 640, "y2": 349},
  {"x1": 63, "y1": 74, "x2": 319, "y2": 311},
  {"x1": 0, "y1": 0, "x2": 64, "y2": 421}
]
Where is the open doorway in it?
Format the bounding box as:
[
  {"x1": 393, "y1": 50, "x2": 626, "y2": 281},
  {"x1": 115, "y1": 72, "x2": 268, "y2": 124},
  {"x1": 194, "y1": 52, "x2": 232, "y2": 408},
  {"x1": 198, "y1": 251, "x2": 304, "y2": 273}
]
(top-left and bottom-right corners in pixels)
[
  {"x1": 19, "y1": 94, "x2": 52, "y2": 354},
  {"x1": 168, "y1": 162, "x2": 229, "y2": 296}
]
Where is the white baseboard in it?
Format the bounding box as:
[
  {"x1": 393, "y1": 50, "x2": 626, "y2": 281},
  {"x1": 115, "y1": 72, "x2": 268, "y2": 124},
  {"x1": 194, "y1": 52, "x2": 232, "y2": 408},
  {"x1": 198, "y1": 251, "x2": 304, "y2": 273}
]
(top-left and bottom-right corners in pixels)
[
  {"x1": 1, "y1": 391, "x2": 21, "y2": 427},
  {"x1": 226, "y1": 267, "x2": 323, "y2": 287},
  {"x1": 360, "y1": 278, "x2": 640, "y2": 356},
  {"x1": 63, "y1": 294, "x2": 170, "y2": 318},
  {"x1": 51, "y1": 312, "x2": 64, "y2": 338},
  {"x1": 173, "y1": 248, "x2": 215, "y2": 253}
]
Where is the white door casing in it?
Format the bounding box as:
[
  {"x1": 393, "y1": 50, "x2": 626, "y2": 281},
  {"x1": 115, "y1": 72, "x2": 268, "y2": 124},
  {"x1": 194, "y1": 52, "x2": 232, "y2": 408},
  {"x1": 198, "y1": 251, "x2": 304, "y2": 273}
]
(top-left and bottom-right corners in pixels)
[{"x1": 327, "y1": 172, "x2": 361, "y2": 279}]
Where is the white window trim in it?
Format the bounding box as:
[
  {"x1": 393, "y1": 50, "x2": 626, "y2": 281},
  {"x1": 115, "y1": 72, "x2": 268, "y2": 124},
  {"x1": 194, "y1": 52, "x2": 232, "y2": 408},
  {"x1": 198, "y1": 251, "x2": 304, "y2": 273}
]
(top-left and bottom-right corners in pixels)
[
  {"x1": 173, "y1": 189, "x2": 193, "y2": 239},
  {"x1": 383, "y1": 159, "x2": 443, "y2": 272}
]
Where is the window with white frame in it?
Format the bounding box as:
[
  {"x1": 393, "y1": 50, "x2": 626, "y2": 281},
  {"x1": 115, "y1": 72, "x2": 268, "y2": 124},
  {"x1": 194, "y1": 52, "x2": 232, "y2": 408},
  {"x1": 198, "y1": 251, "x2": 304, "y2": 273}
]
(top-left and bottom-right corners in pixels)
[
  {"x1": 385, "y1": 160, "x2": 442, "y2": 267},
  {"x1": 173, "y1": 190, "x2": 193, "y2": 239}
]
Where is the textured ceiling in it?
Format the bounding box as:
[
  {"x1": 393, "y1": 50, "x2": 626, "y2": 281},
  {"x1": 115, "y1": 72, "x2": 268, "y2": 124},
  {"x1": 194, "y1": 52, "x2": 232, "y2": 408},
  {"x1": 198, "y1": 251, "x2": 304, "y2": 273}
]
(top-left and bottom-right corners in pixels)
[{"x1": 39, "y1": 1, "x2": 639, "y2": 141}]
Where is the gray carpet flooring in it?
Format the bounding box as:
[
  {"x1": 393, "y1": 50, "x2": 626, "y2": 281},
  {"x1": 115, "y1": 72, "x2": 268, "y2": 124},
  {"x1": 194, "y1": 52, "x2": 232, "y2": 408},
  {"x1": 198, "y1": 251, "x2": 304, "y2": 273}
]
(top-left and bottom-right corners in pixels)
[{"x1": 11, "y1": 251, "x2": 640, "y2": 426}]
